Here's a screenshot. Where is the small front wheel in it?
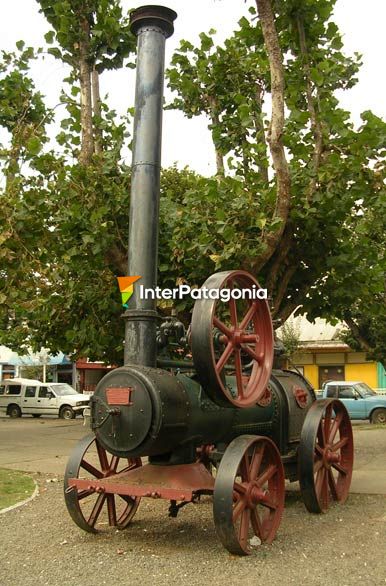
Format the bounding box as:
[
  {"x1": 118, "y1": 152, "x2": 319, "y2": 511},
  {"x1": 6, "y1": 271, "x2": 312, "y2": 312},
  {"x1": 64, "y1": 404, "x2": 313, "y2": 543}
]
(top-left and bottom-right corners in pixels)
[
  {"x1": 60, "y1": 406, "x2": 75, "y2": 420},
  {"x1": 371, "y1": 408, "x2": 386, "y2": 424}
]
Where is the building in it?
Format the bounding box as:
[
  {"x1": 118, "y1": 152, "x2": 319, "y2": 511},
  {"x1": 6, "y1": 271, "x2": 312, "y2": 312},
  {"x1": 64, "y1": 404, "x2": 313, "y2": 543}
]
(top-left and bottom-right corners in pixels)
[
  {"x1": 284, "y1": 316, "x2": 386, "y2": 390},
  {"x1": 0, "y1": 346, "x2": 75, "y2": 387}
]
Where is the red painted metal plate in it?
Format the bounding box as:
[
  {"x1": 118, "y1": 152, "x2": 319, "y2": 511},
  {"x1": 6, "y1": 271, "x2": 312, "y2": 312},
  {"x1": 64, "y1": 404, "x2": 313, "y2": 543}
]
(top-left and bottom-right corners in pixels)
[
  {"x1": 68, "y1": 462, "x2": 215, "y2": 502},
  {"x1": 106, "y1": 387, "x2": 133, "y2": 405}
]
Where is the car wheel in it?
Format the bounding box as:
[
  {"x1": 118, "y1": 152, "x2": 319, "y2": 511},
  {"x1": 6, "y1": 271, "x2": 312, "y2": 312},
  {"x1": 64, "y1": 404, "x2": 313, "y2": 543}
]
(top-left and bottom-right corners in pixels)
[
  {"x1": 8, "y1": 405, "x2": 22, "y2": 418},
  {"x1": 32, "y1": 414, "x2": 42, "y2": 418},
  {"x1": 60, "y1": 406, "x2": 75, "y2": 420},
  {"x1": 370, "y1": 408, "x2": 386, "y2": 424}
]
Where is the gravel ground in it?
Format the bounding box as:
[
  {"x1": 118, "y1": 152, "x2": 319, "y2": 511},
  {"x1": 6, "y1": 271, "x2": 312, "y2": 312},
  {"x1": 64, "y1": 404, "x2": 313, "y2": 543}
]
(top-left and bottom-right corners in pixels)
[{"x1": 1, "y1": 477, "x2": 385, "y2": 586}]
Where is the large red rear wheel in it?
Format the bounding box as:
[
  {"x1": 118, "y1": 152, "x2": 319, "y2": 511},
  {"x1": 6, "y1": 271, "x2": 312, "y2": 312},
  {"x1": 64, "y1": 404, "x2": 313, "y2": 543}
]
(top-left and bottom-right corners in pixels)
[
  {"x1": 298, "y1": 399, "x2": 354, "y2": 513},
  {"x1": 213, "y1": 435, "x2": 285, "y2": 555}
]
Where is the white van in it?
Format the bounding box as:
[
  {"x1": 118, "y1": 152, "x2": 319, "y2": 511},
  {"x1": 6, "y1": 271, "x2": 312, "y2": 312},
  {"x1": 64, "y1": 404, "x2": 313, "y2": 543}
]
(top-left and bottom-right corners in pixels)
[{"x1": 0, "y1": 378, "x2": 90, "y2": 419}]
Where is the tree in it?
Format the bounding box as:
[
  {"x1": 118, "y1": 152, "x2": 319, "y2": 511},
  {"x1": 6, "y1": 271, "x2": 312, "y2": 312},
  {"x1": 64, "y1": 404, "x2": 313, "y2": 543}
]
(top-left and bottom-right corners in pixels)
[
  {"x1": 166, "y1": 0, "x2": 386, "y2": 355},
  {"x1": 0, "y1": 0, "x2": 385, "y2": 365}
]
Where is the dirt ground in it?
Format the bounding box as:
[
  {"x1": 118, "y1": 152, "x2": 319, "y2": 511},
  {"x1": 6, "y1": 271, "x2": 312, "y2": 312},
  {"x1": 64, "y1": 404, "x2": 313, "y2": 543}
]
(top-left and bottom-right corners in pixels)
[
  {"x1": 0, "y1": 420, "x2": 386, "y2": 586},
  {"x1": 0, "y1": 477, "x2": 385, "y2": 586}
]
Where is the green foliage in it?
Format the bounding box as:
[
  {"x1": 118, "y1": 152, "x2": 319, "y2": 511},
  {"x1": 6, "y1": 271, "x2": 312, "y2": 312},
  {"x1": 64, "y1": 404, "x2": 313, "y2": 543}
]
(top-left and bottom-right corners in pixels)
[
  {"x1": 38, "y1": 0, "x2": 136, "y2": 72},
  {"x1": 0, "y1": 0, "x2": 385, "y2": 365},
  {"x1": 279, "y1": 317, "x2": 301, "y2": 359}
]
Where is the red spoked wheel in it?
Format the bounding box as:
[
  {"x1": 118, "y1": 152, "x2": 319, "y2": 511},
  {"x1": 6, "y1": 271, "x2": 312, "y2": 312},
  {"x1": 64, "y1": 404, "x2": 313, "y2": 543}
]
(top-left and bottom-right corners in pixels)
[
  {"x1": 298, "y1": 399, "x2": 354, "y2": 513},
  {"x1": 64, "y1": 434, "x2": 141, "y2": 533},
  {"x1": 213, "y1": 435, "x2": 285, "y2": 555},
  {"x1": 191, "y1": 270, "x2": 273, "y2": 408}
]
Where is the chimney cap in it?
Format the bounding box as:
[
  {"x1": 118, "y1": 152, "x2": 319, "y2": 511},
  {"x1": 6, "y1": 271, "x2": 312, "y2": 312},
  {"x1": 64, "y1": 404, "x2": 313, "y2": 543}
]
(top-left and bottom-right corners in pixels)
[{"x1": 130, "y1": 5, "x2": 177, "y2": 38}]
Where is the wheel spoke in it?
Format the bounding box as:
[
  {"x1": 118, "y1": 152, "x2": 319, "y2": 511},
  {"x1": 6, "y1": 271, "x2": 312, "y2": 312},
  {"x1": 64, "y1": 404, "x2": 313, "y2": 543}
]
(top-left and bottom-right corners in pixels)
[
  {"x1": 240, "y1": 343, "x2": 262, "y2": 363},
  {"x1": 331, "y1": 437, "x2": 348, "y2": 452},
  {"x1": 332, "y1": 462, "x2": 348, "y2": 475},
  {"x1": 96, "y1": 442, "x2": 109, "y2": 473},
  {"x1": 239, "y1": 454, "x2": 250, "y2": 482},
  {"x1": 233, "y1": 482, "x2": 247, "y2": 496},
  {"x1": 250, "y1": 508, "x2": 263, "y2": 540},
  {"x1": 118, "y1": 460, "x2": 140, "y2": 475},
  {"x1": 256, "y1": 464, "x2": 276, "y2": 487},
  {"x1": 87, "y1": 493, "x2": 106, "y2": 527},
  {"x1": 118, "y1": 494, "x2": 136, "y2": 507},
  {"x1": 80, "y1": 459, "x2": 104, "y2": 479},
  {"x1": 107, "y1": 494, "x2": 117, "y2": 526},
  {"x1": 321, "y1": 467, "x2": 329, "y2": 509},
  {"x1": 77, "y1": 489, "x2": 95, "y2": 500},
  {"x1": 239, "y1": 302, "x2": 257, "y2": 330},
  {"x1": 261, "y1": 497, "x2": 277, "y2": 510},
  {"x1": 314, "y1": 458, "x2": 323, "y2": 473},
  {"x1": 250, "y1": 445, "x2": 265, "y2": 480},
  {"x1": 229, "y1": 294, "x2": 238, "y2": 329},
  {"x1": 317, "y1": 423, "x2": 326, "y2": 447},
  {"x1": 327, "y1": 468, "x2": 339, "y2": 500},
  {"x1": 323, "y1": 404, "x2": 333, "y2": 441},
  {"x1": 238, "y1": 508, "x2": 251, "y2": 547},
  {"x1": 315, "y1": 466, "x2": 325, "y2": 498},
  {"x1": 216, "y1": 341, "x2": 234, "y2": 373},
  {"x1": 234, "y1": 349, "x2": 244, "y2": 398},
  {"x1": 328, "y1": 413, "x2": 343, "y2": 443},
  {"x1": 232, "y1": 495, "x2": 246, "y2": 522},
  {"x1": 241, "y1": 334, "x2": 258, "y2": 344},
  {"x1": 109, "y1": 455, "x2": 120, "y2": 473},
  {"x1": 213, "y1": 316, "x2": 233, "y2": 339}
]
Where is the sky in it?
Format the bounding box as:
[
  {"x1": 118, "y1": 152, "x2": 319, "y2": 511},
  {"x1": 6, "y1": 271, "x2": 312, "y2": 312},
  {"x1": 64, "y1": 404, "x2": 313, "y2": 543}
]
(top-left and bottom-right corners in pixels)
[{"x1": 1, "y1": 0, "x2": 386, "y2": 176}]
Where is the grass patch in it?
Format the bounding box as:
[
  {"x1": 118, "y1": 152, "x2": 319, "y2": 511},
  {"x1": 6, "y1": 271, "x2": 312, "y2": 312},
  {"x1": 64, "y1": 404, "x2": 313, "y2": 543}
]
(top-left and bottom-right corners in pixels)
[{"x1": 0, "y1": 468, "x2": 35, "y2": 510}]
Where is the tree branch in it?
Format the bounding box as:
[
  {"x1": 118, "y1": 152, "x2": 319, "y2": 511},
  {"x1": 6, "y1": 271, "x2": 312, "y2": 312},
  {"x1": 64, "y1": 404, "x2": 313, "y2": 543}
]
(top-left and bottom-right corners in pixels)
[
  {"x1": 255, "y1": 0, "x2": 291, "y2": 270},
  {"x1": 92, "y1": 65, "x2": 102, "y2": 155},
  {"x1": 266, "y1": 222, "x2": 293, "y2": 292},
  {"x1": 78, "y1": 16, "x2": 94, "y2": 165},
  {"x1": 271, "y1": 264, "x2": 297, "y2": 315},
  {"x1": 274, "y1": 281, "x2": 309, "y2": 325},
  {"x1": 252, "y1": 82, "x2": 269, "y2": 183},
  {"x1": 296, "y1": 14, "x2": 323, "y2": 202},
  {"x1": 207, "y1": 94, "x2": 225, "y2": 176},
  {"x1": 343, "y1": 315, "x2": 372, "y2": 352}
]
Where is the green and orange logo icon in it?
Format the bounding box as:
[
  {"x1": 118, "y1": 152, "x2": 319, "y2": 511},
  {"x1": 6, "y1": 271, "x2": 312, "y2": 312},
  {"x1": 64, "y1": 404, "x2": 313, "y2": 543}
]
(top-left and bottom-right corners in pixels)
[{"x1": 117, "y1": 276, "x2": 141, "y2": 308}]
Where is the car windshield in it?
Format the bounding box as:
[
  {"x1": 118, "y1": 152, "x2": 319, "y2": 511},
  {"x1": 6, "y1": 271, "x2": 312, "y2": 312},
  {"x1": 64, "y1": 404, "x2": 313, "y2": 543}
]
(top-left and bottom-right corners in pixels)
[
  {"x1": 50, "y1": 384, "x2": 77, "y2": 396},
  {"x1": 355, "y1": 383, "x2": 376, "y2": 397}
]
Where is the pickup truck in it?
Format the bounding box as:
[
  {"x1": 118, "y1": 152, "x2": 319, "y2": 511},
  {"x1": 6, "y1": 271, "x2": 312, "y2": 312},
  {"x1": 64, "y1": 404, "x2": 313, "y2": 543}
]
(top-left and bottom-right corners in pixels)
[{"x1": 318, "y1": 381, "x2": 386, "y2": 424}]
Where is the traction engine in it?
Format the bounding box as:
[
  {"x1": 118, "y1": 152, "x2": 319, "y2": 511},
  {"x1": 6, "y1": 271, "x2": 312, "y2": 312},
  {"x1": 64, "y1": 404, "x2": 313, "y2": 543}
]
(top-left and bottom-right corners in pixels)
[{"x1": 64, "y1": 5, "x2": 354, "y2": 555}]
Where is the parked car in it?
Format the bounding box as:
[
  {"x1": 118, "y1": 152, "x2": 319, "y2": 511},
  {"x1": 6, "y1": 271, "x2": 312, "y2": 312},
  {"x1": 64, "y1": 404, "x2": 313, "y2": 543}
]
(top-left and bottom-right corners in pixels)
[
  {"x1": 318, "y1": 380, "x2": 386, "y2": 424},
  {"x1": 0, "y1": 378, "x2": 90, "y2": 419}
]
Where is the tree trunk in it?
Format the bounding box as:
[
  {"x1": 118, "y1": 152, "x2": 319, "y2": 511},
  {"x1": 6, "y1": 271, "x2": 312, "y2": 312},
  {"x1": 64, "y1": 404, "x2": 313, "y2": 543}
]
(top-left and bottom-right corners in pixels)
[
  {"x1": 344, "y1": 315, "x2": 373, "y2": 353},
  {"x1": 92, "y1": 65, "x2": 102, "y2": 155},
  {"x1": 252, "y1": 82, "x2": 269, "y2": 183},
  {"x1": 255, "y1": 0, "x2": 291, "y2": 271},
  {"x1": 207, "y1": 95, "x2": 224, "y2": 176},
  {"x1": 78, "y1": 16, "x2": 94, "y2": 165}
]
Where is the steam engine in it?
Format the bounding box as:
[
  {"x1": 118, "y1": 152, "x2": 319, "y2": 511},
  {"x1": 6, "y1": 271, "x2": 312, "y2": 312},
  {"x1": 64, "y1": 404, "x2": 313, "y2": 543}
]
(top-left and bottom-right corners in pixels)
[{"x1": 64, "y1": 5, "x2": 354, "y2": 555}]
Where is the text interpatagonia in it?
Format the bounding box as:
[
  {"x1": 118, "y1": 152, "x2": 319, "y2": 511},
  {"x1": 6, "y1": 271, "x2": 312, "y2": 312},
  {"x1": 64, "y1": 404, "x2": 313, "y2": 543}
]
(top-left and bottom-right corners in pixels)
[{"x1": 138, "y1": 284, "x2": 267, "y2": 302}]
